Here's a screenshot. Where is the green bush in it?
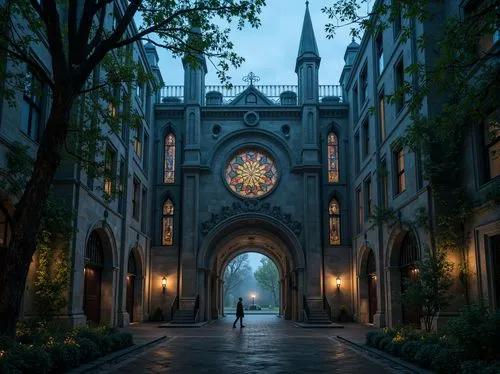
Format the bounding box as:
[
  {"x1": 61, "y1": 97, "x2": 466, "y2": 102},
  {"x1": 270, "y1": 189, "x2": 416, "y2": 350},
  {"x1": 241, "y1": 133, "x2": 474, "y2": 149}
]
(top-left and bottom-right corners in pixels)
[
  {"x1": 47, "y1": 343, "x2": 81, "y2": 372},
  {"x1": 2, "y1": 343, "x2": 53, "y2": 374},
  {"x1": 387, "y1": 339, "x2": 405, "y2": 357},
  {"x1": 377, "y1": 336, "x2": 392, "y2": 352},
  {"x1": 400, "y1": 340, "x2": 422, "y2": 362},
  {"x1": 371, "y1": 332, "x2": 387, "y2": 348},
  {"x1": 460, "y1": 361, "x2": 500, "y2": 374},
  {"x1": 75, "y1": 337, "x2": 100, "y2": 363},
  {"x1": 104, "y1": 332, "x2": 133, "y2": 352},
  {"x1": 0, "y1": 336, "x2": 16, "y2": 350},
  {"x1": 414, "y1": 343, "x2": 442, "y2": 369},
  {"x1": 366, "y1": 331, "x2": 385, "y2": 347},
  {"x1": 445, "y1": 303, "x2": 500, "y2": 361},
  {"x1": 431, "y1": 348, "x2": 461, "y2": 374}
]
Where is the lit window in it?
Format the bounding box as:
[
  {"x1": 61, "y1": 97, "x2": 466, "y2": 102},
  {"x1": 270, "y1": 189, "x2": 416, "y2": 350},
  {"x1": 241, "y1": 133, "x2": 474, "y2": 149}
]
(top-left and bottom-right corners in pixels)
[
  {"x1": 134, "y1": 122, "x2": 143, "y2": 158},
  {"x1": 327, "y1": 132, "x2": 339, "y2": 183},
  {"x1": 162, "y1": 199, "x2": 174, "y2": 245},
  {"x1": 329, "y1": 198, "x2": 341, "y2": 245},
  {"x1": 394, "y1": 148, "x2": 406, "y2": 194},
  {"x1": 104, "y1": 146, "x2": 116, "y2": 196},
  {"x1": 164, "y1": 133, "x2": 176, "y2": 183}
]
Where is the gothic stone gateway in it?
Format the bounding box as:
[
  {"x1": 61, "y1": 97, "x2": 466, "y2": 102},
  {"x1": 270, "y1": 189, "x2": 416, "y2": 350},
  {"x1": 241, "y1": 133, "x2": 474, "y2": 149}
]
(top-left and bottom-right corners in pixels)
[{"x1": 150, "y1": 5, "x2": 351, "y2": 322}]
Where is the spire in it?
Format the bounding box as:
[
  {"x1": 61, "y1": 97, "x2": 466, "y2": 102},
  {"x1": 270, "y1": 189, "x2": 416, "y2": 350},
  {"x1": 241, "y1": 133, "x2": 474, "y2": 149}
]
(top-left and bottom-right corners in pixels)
[{"x1": 297, "y1": 1, "x2": 319, "y2": 59}]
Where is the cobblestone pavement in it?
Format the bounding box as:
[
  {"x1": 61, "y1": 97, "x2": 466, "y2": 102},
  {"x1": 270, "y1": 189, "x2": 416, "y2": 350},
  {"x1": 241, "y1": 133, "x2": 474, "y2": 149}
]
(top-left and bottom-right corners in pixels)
[{"x1": 104, "y1": 315, "x2": 393, "y2": 373}]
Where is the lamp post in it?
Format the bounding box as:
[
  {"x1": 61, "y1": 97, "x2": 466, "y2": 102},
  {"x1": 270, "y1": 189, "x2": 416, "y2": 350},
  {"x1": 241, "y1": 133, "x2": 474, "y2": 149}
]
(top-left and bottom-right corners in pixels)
[
  {"x1": 251, "y1": 293, "x2": 256, "y2": 306},
  {"x1": 162, "y1": 276, "x2": 167, "y2": 294}
]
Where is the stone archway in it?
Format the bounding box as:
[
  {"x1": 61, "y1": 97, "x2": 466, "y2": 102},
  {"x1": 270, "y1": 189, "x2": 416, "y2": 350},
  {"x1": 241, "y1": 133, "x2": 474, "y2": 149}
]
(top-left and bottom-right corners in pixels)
[
  {"x1": 83, "y1": 227, "x2": 117, "y2": 326},
  {"x1": 358, "y1": 245, "x2": 378, "y2": 324},
  {"x1": 125, "y1": 246, "x2": 145, "y2": 324},
  {"x1": 196, "y1": 215, "x2": 306, "y2": 323},
  {"x1": 386, "y1": 227, "x2": 421, "y2": 327}
]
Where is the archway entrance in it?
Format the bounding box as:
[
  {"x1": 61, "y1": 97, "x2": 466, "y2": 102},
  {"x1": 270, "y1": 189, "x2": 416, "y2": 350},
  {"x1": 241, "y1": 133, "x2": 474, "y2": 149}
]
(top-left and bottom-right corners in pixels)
[
  {"x1": 197, "y1": 217, "x2": 305, "y2": 323},
  {"x1": 222, "y1": 252, "x2": 281, "y2": 316},
  {"x1": 84, "y1": 231, "x2": 104, "y2": 324},
  {"x1": 366, "y1": 250, "x2": 377, "y2": 324},
  {"x1": 399, "y1": 232, "x2": 420, "y2": 326},
  {"x1": 126, "y1": 251, "x2": 137, "y2": 322}
]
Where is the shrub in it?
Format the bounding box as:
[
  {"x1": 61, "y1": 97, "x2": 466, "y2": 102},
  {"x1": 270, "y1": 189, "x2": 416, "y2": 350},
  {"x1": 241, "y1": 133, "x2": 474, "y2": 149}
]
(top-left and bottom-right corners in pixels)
[
  {"x1": 387, "y1": 339, "x2": 405, "y2": 357},
  {"x1": 2, "y1": 343, "x2": 53, "y2": 374},
  {"x1": 47, "y1": 343, "x2": 81, "y2": 372},
  {"x1": 414, "y1": 343, "x2": 441, "y2": 369},
  {"x1": 0, "y1": 336, "x2": 16, "y2": 350},
  {"x1": 400, "y1": 340, "x2": 422, "y2": 362},
  {"x1": 445, "y1": 303, "x2": 500, "y2": 361},
  {"x1": 104, "y1": 332, "x2": 133, "y2": 352},
  {"x1": 460, "y1": 361, "x2": 500, "y2": 374},
  {"x1": 378, "y1": 336, "x2": 392, "y2": 352},
  {"x1": 371, "y1": 332, "x2": 387, "y2": 349},
  {"x1": 75, "y1": 337, "x2": 100, "y2": 363},
  {"x1": 366, "y1": 331, "x2": 384, "y2": 347},
  {"x1": 431, "y1": 348, "x2": 461, "y2": 374}
]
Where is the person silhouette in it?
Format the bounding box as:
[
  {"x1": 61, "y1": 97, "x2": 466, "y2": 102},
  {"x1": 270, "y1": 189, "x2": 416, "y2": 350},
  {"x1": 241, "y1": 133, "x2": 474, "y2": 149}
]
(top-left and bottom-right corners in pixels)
[{"x1": 233, "y1": 297, "x2": 246, "y2": 328}]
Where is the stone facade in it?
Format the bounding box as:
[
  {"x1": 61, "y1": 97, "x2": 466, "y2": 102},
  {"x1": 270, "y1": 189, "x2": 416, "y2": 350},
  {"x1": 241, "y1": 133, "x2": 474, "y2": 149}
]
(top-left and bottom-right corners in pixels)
[{"x1": 0, "y1": 1, "x2": 498, "y2": 328}]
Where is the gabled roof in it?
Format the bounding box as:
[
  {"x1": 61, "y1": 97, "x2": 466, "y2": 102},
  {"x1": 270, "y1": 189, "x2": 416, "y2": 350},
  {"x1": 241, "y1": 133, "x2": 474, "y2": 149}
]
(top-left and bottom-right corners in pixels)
[{"x1": 229, "y1": 85, "x2": 275, "y2": 106}]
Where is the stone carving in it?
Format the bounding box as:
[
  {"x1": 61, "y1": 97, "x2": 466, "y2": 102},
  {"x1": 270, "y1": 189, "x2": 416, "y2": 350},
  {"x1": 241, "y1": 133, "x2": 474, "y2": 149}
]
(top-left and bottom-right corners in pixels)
[{"x1": 201, "y1": 200, "x2": 301, "y2": 236}]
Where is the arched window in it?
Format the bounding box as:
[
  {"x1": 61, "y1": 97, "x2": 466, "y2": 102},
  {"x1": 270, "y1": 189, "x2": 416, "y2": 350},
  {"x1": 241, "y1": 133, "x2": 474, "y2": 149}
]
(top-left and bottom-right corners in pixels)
[
  {"x1": 0, "y1": 204, "x2": 12, "y2": 247},
  {"x1": 162, "y1": 199, "x2": 174, "y2": 245},
  {"x1": 329, "y1": 198, "x2": 341, "y2": 245},
  {"x1": 85, "y1": 231, "x2": 104, "y2": 267},
  {"x1": 164, "y1": 133, "x2": 175, "y2": 183},
  {"x1": 327, "y1": 132, "x2": 339, "y2": 183}
]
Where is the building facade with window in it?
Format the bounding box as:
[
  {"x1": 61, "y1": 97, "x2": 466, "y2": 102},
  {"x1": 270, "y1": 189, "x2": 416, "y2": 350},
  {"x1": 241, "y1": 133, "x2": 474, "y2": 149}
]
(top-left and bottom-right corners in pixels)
[{"x1": 0, "y1": 1, "x2": 498, "y2": 328}]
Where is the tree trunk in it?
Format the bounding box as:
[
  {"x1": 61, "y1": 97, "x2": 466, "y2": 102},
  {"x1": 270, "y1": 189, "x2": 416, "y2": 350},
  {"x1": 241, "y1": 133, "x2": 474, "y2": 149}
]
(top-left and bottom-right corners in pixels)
[{"x1": 0, "y1": 91, "x2": 73, "y2": 337}]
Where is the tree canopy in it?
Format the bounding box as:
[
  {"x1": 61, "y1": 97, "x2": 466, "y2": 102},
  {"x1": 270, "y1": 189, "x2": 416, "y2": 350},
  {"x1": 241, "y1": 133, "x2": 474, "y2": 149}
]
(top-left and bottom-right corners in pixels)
[
  {"x1": 254, "y1": 257, "x2": 279, "y2": 306},
  {"x1": 0, "y1": 0, "x2": 266, "y2": 337}
]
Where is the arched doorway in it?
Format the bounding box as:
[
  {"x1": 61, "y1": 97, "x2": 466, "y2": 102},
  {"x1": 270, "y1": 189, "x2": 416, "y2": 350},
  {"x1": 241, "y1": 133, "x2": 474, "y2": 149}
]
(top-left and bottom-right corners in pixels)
[
  {"x1": 366, "y1": 250, "x2": 377, "y2": 324},
  {"x1": 491, "y1": 235, "x2": 500, "y2": 308},
  {"x1": 198, "y1": 217, "x2": 305, "y2": 323},
  {"x1": 399, "y1": 231, "x2": 420, "y2": 326},
  {"x1": 222, "y1": 252, "x2": 281, "y2": 316},
  {"x1": 126, "y1": 251, "x2": 137, "y2": 322},
  {"x1": 83, "y1": 231, "x2": 104, "y2": 324}
]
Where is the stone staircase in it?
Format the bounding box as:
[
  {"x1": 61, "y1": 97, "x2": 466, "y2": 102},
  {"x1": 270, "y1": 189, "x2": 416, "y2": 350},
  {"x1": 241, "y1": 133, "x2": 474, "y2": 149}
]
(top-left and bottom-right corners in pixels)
[
  {"x1": 306, "y1": 308, "x2": 332, "y2": 324},
  {"x1": 170, "y1": 310, "x2": 196, "y2": 324}
]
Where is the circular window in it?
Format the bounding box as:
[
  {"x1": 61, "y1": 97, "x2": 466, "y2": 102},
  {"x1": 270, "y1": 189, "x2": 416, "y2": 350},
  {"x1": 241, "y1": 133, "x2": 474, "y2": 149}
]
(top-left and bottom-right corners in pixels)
[
  {"x1": 225, "y1": 149, "x2": 278, "y2": 198},
  {"x1": 243, "y1": 111, "x2": 259, "y2": 127},
  {"x1": 212, "y1": 124, "x2": 222, "y2": 138}
]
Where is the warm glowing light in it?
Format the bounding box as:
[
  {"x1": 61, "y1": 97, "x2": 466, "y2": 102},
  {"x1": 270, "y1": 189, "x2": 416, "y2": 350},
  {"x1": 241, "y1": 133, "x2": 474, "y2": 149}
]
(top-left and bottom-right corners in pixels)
[
  {"x1": 336, "y1": 277, "x2": 341, "y2": 291},
  {"x1": 162, "y1": 276, "x2": 167, "y2": 288}
]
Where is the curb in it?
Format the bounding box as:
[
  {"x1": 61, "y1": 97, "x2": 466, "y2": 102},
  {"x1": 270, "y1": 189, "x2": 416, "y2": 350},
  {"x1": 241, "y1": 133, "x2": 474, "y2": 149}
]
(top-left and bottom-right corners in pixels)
[
  {"x1": 68, "y1": 334, "x2": 168, "y2": 373},
  {"x1": 293, "y1": 322, "x2": 344, "y2": 328},
  {"x1": 335, "y1": 336, "x2": 432, "y2": 374}
]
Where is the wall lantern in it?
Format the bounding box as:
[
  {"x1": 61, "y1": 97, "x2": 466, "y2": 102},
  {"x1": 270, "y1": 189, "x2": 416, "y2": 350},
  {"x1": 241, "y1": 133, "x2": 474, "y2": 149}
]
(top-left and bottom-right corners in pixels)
[
  {"x1": 162, "y1": 276, "x2": 167, "y2": 294},
  {"x1": 336, "y1": 277, "x2": 341, "y2": 291}
]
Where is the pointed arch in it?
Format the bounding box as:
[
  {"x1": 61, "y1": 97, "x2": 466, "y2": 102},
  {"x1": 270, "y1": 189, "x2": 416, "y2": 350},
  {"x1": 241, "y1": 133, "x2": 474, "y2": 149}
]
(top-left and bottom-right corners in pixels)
[
  {"x1": 164, "y1": 133, "x2": 175, "y2": 184},
  {"x1": 327, "y1": 132, "x2": 339, "y2": 183},
  {"x1": 328, "y1": 198, "x2": 341, "y2": 245},
  {"x1": 162, "y1": 199, "x2": 174, "y2": 245}
]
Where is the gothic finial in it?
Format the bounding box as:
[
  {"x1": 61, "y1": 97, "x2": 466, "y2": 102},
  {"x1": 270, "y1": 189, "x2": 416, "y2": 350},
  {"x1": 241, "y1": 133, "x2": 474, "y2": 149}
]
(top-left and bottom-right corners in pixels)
[
  {"x1": 242, "y1": 72, "x2": 260, "y2": 86},
  {"x1": 306, "y1": 1, "x2": 309, "y2": 7}
]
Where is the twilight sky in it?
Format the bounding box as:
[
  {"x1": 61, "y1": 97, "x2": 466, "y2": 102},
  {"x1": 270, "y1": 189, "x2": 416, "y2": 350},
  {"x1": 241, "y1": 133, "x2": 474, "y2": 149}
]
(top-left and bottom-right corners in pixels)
[{"x1": 156, "y1": 0, "x2": 354, "y2": 86}]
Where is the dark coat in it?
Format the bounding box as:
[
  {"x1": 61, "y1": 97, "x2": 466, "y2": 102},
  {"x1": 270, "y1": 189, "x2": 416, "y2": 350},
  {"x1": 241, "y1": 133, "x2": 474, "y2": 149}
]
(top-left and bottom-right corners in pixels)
[{"x1": 236, "y1": 300, "x2": 244, "y2": 317}]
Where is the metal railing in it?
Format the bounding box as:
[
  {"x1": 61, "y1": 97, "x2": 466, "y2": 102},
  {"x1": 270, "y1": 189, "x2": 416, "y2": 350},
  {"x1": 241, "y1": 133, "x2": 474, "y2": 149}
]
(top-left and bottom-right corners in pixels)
[
  {"x1": 323, "y1": 295, "x2": 332, "y2": 322},
  {"x1": 160, "y1": 84, "x2": 343, "y2": 104},
  {"x1": 170, "y1": 295, "x2": 179, "y2": 321},
  {"x1": 194, "y1": 294, "x2": 200, "y2": 322}
]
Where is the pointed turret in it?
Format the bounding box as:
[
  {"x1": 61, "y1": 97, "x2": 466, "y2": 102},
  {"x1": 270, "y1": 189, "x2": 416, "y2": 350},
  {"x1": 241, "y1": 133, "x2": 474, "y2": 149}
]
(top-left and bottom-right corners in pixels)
[
  {"x1": 296, "y1": 1, "x2": 321, "y2": 105},
  {"x1": 296, "y1": 1, "x2": 320, "y2": 63},
  {"x1": 340, "y1": 38, "x2": 360, "y2": 98}
]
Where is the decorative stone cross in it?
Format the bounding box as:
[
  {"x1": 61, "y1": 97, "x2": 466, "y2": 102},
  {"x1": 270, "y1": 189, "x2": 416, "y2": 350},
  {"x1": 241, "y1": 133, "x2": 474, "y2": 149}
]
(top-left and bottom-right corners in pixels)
[{"x1": 242, "y1": 72, "x2": 260, "y2": 86}]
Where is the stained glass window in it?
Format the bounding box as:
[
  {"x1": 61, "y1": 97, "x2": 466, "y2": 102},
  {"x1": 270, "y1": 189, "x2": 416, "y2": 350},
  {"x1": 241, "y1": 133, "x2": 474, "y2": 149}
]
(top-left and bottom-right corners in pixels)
[
  {"x1": 329, "y1": 198, "x2": 340, "y2": 245},
  {"x1": 164, "y1": 133, "x2": 175, "y2": 183},
  {"x1": 162, "y1": 199, "x2": 174, "y2": 245},
  {"x1": 327, "y1": 133, "x2": 339, "y2": 183},
  {"x1": 225, "y1": 150, "x2": 278, "y2": 198}
]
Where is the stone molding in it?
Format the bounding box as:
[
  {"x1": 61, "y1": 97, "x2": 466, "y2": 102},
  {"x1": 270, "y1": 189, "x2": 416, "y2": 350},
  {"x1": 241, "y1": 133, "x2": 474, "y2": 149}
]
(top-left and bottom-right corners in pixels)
[{"x1": 200, "y1": 200, "x2": 301, "y2": 236}]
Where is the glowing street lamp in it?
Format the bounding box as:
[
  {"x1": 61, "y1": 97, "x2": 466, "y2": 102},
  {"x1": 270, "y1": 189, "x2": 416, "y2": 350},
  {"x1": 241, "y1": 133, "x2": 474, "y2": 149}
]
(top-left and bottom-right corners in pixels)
[{"x1": 251, "y1": 293, "x2": 256, "y2": 306}]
